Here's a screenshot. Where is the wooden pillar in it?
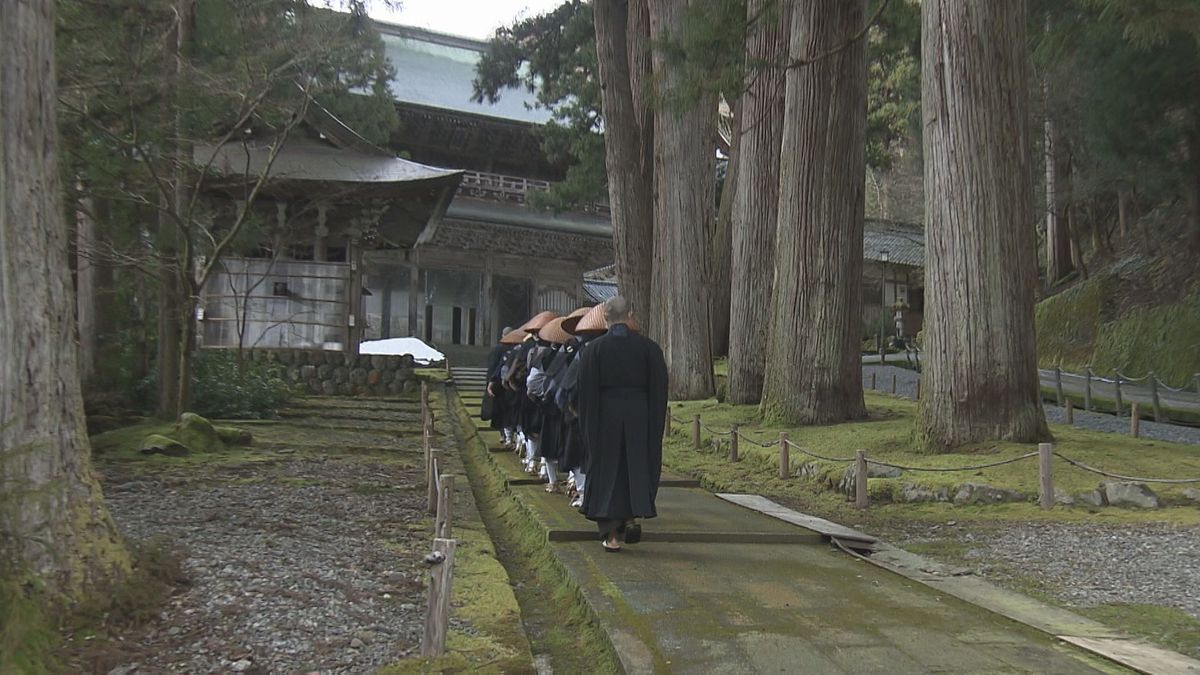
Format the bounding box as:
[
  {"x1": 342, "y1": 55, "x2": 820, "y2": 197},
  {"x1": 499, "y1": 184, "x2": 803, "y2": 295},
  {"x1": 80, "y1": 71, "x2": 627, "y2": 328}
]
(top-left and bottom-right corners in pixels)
[
  {"x1": 1038, "y1": 443, "x2": 1054, "y2": 510},
  {"x1": 729, "y1": 425, "x2": 739, "y2": 462},
  {"x1": 1149, "y1": 372, "x2": 1164, "y2": 422},
  {"x1": 1065, "y1": 397, "x2": 1074, "y2": 424},
  {"x1": 480, "y1": 268, "x2": 493, "y2": 345},
  {"x1": 1054, "y1": 366, "x2": 1064, "y2": 407},
  {"x1": 380, "y1": 272, "x2": 393, "y2": 339},
  {"x1": 346, "y1": 235, "x2": 364, "y2": 353},
  {"x1": 314, "y1": 204, "x2": 328, "y2": 261},
  {"x1": 692, "y1": 414, "x2": 701, "y2": 450},
  {"x1": 1130, "y1": 402, "x2": 1140, "y2": 437},
  {"x1": 855, "y1": 449, "x2": 868, "y2": 509},
  {"x1": 778, "y1": 433, "x2": 790, "y2": 479},
  {"x1": 1114, "y1": 374, "x2": 1123, "y2": 417},
  {"x1": 408, "y1": 261, "x2": 421, "y2": 337},
  {"x1": 1083, "y1": 366, "x2": 1093, "y2": 412},
  {"x1": 421, "y1": 538, "x2": 456, "y2": 657}
]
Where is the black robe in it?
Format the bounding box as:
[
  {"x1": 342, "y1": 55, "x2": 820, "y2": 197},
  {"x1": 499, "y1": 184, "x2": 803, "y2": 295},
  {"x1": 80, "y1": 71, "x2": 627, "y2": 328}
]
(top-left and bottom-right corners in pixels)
[
  {"x1": 578, "y1": 323, "x2": 668, "y2": 524},
  {"x1": 484, "y1": 342, "x2": 509, "y2": 430},
  {"x1": 558, "y1": 336, "x2": 592, "y2": 473},
  {"x1": 537, "y1": 343, "x2": 575, "y2": 462}
]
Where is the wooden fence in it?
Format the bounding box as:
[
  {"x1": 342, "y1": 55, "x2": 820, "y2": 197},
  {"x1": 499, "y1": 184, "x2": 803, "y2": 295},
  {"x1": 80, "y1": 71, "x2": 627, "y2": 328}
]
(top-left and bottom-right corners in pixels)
[
  {"x1": 673, "y1": 411, "x2": 1200, "y2": 512},
  {"x1": 420, "y1": 381, "x2": 457, "y2": 658}
]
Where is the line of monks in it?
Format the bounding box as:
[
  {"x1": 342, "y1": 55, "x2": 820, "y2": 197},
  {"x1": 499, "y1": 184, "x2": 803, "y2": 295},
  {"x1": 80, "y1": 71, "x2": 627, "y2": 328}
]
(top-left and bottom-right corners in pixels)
[{"x1": 482, "y1": 297, "x2": 668, "y2": 552}]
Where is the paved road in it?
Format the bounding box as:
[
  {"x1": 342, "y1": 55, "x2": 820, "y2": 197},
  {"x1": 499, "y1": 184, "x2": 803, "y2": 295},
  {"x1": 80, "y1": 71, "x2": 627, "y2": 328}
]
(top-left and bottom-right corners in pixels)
[{"x1": 860, "y1": 354, "x2": 1200, "y2": 414}]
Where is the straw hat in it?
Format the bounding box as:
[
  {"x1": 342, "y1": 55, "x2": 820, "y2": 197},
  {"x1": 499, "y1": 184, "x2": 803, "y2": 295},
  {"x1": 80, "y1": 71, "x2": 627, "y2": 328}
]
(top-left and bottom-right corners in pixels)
[
  {"x1": 499, "y1": 328, "x2": 526, "y2": 345},
  {"x1": 559, "y1": 306, "x2": 593, "y2": 334},
  {"x1": 571, "y1": 304, "x2": 641, "y2": 335},
  {"x1": 519, "y1": 310, "x2": 559, "y2": 333},
  {"x1": 537, "y1": 316, "x2": 573, "y2": 345}
]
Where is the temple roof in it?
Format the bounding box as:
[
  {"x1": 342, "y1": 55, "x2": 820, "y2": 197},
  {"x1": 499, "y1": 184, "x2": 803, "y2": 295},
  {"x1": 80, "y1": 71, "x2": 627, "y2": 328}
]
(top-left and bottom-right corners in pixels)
[
  {"x1": 863, "y1": 220, "x2": 925, "y2": 268},
  {"x1": 195, "y1": 137, "x2": 462, "y2": 185},
  {"x1": 376, "y1": 22, "x2": 552, "y2": 126}
]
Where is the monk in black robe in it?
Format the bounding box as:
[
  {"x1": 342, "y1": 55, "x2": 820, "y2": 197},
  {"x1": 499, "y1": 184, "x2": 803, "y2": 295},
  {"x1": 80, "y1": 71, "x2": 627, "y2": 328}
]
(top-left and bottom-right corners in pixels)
[
  {"x1": 578, "y1": 297, "x2": 668, "y2": 552},
  {"x1": 484, "y1": 328, "x2": 513, "y2": 441}
]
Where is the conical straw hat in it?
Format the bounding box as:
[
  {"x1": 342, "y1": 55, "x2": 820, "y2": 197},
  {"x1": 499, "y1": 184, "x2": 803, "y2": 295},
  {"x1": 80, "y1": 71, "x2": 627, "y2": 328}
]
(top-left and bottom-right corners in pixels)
[
  {"x1": 537, "y1": 316, "x2": 573, "y2": 345},
  {"x1": 519, "y1": 310, "x2": 559, "y2": 333},
  {"x1": 499, "y1": 328, "x2": 526, "y2": 345},
  {"x1": 570, "y1": 304, "x2": 641, "y2": 335},
  {"x1": 559, "y1": 306, "x2": 594, "y2": 334}
]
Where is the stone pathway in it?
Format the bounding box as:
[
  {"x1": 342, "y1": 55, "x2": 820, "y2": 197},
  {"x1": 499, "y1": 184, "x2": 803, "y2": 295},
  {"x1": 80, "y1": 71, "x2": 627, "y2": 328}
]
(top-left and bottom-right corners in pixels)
[{"x1": 462, "y1": 406, "x2": 1129, "y2": 673}]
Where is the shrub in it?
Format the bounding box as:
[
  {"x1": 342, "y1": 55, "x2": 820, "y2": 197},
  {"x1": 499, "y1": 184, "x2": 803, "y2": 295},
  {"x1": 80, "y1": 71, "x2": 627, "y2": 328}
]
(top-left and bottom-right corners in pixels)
[{"x1": 190, "y1": 350, "x2": 297, "y2": 419}]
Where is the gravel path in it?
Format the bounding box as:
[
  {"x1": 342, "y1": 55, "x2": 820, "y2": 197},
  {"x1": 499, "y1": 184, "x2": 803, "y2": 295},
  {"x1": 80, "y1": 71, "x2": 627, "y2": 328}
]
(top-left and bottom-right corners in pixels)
[
  {"x1": 93, "y1": 454, "x2": 432, "y2": 674},
  {"x1": 862, "y1": 364, "x2": 1200, "y2": 446}
]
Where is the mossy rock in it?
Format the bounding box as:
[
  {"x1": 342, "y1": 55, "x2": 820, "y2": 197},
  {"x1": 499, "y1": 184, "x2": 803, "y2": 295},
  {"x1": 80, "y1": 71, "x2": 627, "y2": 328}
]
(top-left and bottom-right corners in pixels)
[
  {"x1": 139, "y1": 434, "x2": 190, "y2": 457},
  {"x1": 173, "y1": 412, "x2": 225, "y2": 453},
  {"x1": 214, "y1": 425, "x2": 253, "y2": 446}
]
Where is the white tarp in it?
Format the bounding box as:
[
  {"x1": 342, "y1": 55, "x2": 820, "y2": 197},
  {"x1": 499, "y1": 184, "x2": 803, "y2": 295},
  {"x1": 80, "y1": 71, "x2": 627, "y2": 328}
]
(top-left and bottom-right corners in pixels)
[{"x1": 358, "y1": 336, "x2": 445, "y2": 365}]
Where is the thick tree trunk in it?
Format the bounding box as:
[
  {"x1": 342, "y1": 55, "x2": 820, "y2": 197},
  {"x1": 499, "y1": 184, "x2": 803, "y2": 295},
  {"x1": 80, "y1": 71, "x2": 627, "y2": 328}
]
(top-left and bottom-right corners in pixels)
[
  {"x1": 75, "y1": 193, "x2": 98, "y2": 384},
  {"x1": 649, "y1": 0, "x2": 715, "y2": 399},
  {"x1": 760, "y1": 0, "x2": 868, "y2": 425},
  {"x1": 1, "y1": 0, "x2": 129, "y2": 596},
  {"x1": 918, "y1": 0, "x2": 1049, "y2": 450},
  {"x1": 594, "y1": 0, "x2": 655, "y2": 334},
  {"x1": 709, "y1": 101, "x2": 740, "y2": 359},
  {"x1": 728, "y1": 0, "x2": 790, "y2": 404}
]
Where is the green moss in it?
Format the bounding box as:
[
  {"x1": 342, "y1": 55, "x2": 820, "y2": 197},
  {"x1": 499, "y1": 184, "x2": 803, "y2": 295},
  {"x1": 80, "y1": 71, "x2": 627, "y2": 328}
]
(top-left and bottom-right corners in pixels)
[
  {"x1": 1078, "y1": 604, "x2": 1200, "y2": 658},
  {"x1": 1036, "y1": 274, "x2": 1116, "y2": 372},
  {"x1": 0, "y1": 576, "x2": 58, "y2": 674},
  {"x1": 662, "y1": 393, "x2": 1200, "y2": 524},
  {"x1": 174, "y1": 413, "x2": 225, "y2": 453}
]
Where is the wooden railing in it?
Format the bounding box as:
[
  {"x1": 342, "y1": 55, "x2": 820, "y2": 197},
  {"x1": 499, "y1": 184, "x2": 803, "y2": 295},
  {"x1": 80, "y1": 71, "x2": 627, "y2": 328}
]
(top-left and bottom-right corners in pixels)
[
  {"x1": 420, "y1": 381, "x2": 456, "y2": 658},
  {"x1": 456, "y1": 170, "x2": 610, "y2": 215}
]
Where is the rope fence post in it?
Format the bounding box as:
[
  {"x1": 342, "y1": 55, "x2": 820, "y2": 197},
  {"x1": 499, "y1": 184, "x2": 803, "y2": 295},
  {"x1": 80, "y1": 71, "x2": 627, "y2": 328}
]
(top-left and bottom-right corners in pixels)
[
  {"x1": 729, "y1": 424, "x2": 739, "y2": 462},
  {"x1": 1054, "y1": 366, "x2": 1064, "y2": 407},
  {"x1": 855, "y1": 449, "x2": 868, "y2": 510},
  {"x1": 1038, "y1": 443, "x2": 1054, "y2": 510},
  {"x1": 427, "y1": 455, "x2": 440, "y2": 515},
  {"x1": 1130, "y1": 402, "x2": 1140, "y2": 438},
  {"x1": 692, "y1": 414, "x2": 701, "y2": 451},
  {"x1": 1084, "y1": 366, "x2": 1093, "y2": 412},
  {"x1": 870, "y1": 372, "x2": 876, "y2": 390},
  {"x1": 915, "y1": 377, "x2": 921, "y2": 400},
  {"x1": 1065, "y1": 397, "x2": 1074, "y2": 424},
  {"x1": 778, "y1": 433, "x2": 790, "y2": 479},
  {"x1": 891, "y1": 374, "x2": 897, "y2": 395},
  {"x1": 421, "y1": 537, "x2": 457, "y2": 657},
  {"x1": 1149, "y1": 372, "x2": 1164, "y2": 423},
  {"x1": 435, "y1": 474, "x2": 455, "y2": 539},
  {"x1": 1114, "y1": 374, "x2": 1123, "y2": 418}
]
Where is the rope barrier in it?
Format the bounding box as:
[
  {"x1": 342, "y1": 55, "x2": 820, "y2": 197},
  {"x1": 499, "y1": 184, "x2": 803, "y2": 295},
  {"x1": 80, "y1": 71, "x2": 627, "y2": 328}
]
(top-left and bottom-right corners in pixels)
[
  {"x1": 783, "y1": 439, "x2": 857, "y2": 463},
  {"x1": 736, "y1": 430, "x2": 776, "y2": 448},
  {"x1": 1053, "y1": 452, "x2": 1200, "y2": 484},
  {"x1": 701, "y1": 424, "x2": 734, "y2": 437},
  {"x1": 865, "y1": 452, "x2": 1039, "y2": 473}
]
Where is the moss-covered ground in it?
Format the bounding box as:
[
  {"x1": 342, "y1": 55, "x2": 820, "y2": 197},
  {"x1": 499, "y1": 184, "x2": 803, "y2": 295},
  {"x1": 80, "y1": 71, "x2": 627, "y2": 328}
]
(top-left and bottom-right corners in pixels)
[
  {"x1": 439, "y1": 385, "x2": 622, "y2": 674},
  {"x1": 665, "y1": 392, "x2": 1200, "y2": 518}
]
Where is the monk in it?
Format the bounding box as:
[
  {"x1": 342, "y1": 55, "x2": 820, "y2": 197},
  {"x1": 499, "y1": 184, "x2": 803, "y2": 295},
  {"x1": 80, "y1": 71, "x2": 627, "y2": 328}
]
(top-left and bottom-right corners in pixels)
[{"x1": 577, "y1": 296, "x2": 668, "y2": 552}]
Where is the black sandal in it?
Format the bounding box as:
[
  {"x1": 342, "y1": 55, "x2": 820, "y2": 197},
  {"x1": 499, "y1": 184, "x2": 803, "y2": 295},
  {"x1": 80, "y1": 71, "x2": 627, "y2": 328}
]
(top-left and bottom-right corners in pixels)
[{"x1": 624, "y1": 522, "x2": 642, "y2": 545}]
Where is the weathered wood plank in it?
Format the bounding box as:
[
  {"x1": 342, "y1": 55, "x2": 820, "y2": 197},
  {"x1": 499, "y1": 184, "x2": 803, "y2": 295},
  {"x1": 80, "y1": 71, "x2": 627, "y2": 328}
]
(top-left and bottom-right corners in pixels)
[
  {"x1": 716, "y1": 494, "x2": 877, "y2": 544},
  {"x1": 1057, "y1": 636, "x2": 1200, "y2": 674},
  {"x1": 420, "y1": 538, "x2": 457, "y2": 657}
]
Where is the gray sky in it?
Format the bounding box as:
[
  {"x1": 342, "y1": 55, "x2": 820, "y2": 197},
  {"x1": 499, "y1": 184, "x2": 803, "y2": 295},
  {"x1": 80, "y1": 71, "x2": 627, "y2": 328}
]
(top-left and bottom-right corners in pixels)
[{"x1": 365, "y1": 0, "x2": 566, "y2": 39}]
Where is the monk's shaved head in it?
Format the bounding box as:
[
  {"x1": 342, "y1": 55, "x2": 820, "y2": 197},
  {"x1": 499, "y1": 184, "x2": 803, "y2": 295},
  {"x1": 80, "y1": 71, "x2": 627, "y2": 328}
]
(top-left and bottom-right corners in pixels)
[{"x1": 603, "y1": 296, "x2": 631, "y2": 324}]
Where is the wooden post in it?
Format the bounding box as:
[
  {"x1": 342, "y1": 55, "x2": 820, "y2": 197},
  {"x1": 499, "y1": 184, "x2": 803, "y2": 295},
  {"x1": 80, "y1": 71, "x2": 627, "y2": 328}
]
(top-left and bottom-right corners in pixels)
[
  {"x1": 427, "y1": 455, "x2": 440, "y2": 514},
  {"x1": 1149, "y1": 372, "x2": 1164, "y2": 423},
  {"x1": 870, "y1": 372, "x2": 876, "y2": 389},
  {"x1": 1064, "y1": 397, "x2": 1073, "y2": 424},
  {"x1": 1084, "y1": 366, "x2": 1092, "y2": 412},
  {"x1": 421, "y1": 381, "x2": 430, "y2": 426},
  {"x1": 1038, "y1": 443, "x2": 1054, "y2": 510},
  {"x1": 692, "y1": 414, "x2": 701, "y2": 451},
  {"x1": 915, "y1": 377, "x2": 921, "y2": 400},
  {"x1": 435, "y1": 474, "x2": 455, "y2": 539},
  {"x1": 1114, "y1": 374, "x2": 1123, "y2": 418},
  {"x1": 778, "y1": 433, "x2": 789, "y2": 479},
  {"x1": 854, "y1": 449, "x2": 869, "y2": 510},
  {"x1": 891, "y1": 374, "x2": 897, "y2": 395},
  {"x1": 421, "y1": 538, "x2": 457, "y2": 657},
  {"x1": 1193, "y1": 373, "x2": 1200, "y2": 395},
  {"x1": 1130, "y1": 402, "x2": 1140, "y2": 438},
  {"x1": 729, "y1": 425, "x2": 739, "y2": 462},
  {"x1": 1054, "y1": 366, "x2": 1064, "y2": 407}
]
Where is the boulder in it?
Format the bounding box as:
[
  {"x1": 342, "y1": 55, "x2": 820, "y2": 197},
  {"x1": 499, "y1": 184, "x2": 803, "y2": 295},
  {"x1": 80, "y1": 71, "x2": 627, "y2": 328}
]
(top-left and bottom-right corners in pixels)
[
  {"x1": 1054, "y1": 489, "x2": 1075, "y2": 506},
  {"x1": 349, "y1": 368, "x2": 368, "y2": 386},
  {"x1": 175, "y1": 412, "x2": 224, "y2": 452},
  {"x1": 1074, "y1": 490, "x2": 1106, "y2": 507},
  {"x1": 1101, "y1": 481, "x2": 1160, "y2": 508},
  {"x1": 317, "y1": 364, "x2": 333, "y2": 379},
  {"x1": 321, "y1": 380, "x2": 336, "y2": 396},
  {"x1": 139, "y1": 434, "x2": 189, "y2": 457},
  {"x1": 1183, "y1": 487, "x2": 1200, "y2": 503},
  {"x1": 370, "y1": 355, "x2": 388, "y2": 371},
  {"x1": 899, "y1": 483, "x2": 950, "y2": 503},
  {"x1": 838, "y1": 463, "x2": 902, "y2": 495},
  {"x1": 368, "y1": 369, "x2": 382, "y2": 386},
  {"x1": 301, "y1": 365, "x2": 317, "y2": 380},
  {"x1": 952, "y1": 482, "x2": 1026, "y2": 505},
  {"x1": 215, "y1": 426, "x2": 253, "y2": 446}
]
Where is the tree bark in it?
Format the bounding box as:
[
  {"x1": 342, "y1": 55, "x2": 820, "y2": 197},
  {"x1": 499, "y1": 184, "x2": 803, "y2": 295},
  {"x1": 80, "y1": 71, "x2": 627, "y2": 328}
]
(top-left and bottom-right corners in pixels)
[
  {"x1": 594, "y1": 0, "x2": 655, "y2": 336},
  {"x1": 649, "y1": 0, "x2": 715, "y2": 399},
  {"x1": 760, "y1": 0, "x2": 868, "y2": 425},
  {"x1": 918, "y1": 0, "x2": 1049, "y2": 450},
  {"x1": 1, "y1": 0, "x2": 129, "y2": 596},
  {"x1": 709, "y1": 101, "x2": 740, "y2": 359},
  {"x1": 728, "y1": 0, "x2": 790, "y2": 404},
  {"x1": 74, "y1": 192, "x2": 98, "y2": 384}
]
